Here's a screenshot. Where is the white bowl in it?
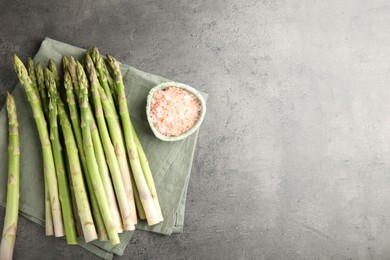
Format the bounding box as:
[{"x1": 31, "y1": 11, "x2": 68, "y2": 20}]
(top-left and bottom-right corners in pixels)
[{"x1": 146, "y1": 82, "x2": 206, "y2": 142}]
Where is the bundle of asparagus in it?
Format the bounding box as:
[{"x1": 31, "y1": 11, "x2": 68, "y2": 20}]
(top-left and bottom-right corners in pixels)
[{"x1": 12, "y1": 47, "x2": 163, "y2": 246}]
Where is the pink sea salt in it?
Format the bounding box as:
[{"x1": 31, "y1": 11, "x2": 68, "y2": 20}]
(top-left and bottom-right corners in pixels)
[{"x1": 150, "y1": 86, "x2": 202, "y2": 137}]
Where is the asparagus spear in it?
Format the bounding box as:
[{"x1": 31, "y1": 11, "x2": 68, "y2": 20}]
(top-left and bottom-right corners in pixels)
[
  {"x1": 45, "y1": 69, "x2": 78, "y2": 244},
  {"x1": 84, "y1": 55, "x2": 124, "y2": 233},
  {"x1": 0, "y1": 93, "x2": 20, "y2": 260},
  {"x1": 58, "y1": 97, "x2": 98, "y2": 243},
  {"x1": 88, "y1": 120, "x2": 109, "y2": 241},
  {"x1": 78, "y1": 59, "x2": 123, "y2": 235},
  {"x1": 85, "y1": 54, "x2": 135, "y2": 231},
  {"x1": 63, "y1": 66, "x2": 108, "y2": 241},
  {"x1": 98, "y1": 87, "x2": 138, "y2": 224},
  {"x1": 36, "y1": 63, "x2": 55, "y2": 235},
  {"x1": 107, "y1": 55, "x2": 160, "y2": 225},
  {"x1": 77, "y1": 62, "x2": 120, "y2": 245},
  {"x1": 13, "y1": 55, "x2": 64, "y2": 237},
  {"x1": 62, "y1": 57, "x2": 84, "y2": 238},
  {"x1": 95, "y1": 63, "x2": 143, "y2": 221}
]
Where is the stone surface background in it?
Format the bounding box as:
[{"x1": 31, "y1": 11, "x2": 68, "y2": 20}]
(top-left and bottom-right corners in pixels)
[{"x1": 2, "y1": 0, "x2": 390, "y2": 259}]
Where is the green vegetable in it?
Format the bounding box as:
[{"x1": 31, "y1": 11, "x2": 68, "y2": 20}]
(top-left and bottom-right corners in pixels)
[
  {"x1": 62, "y1": 56, "x2": 84, "y2": 238},
  {"x1": 84, "y1": 54, "x2": 123, "y2": 233},
  {"x1": 45, "y1": 69, "x2": 78, "y2": 244},
  {"x1": 77, "y1": 62, "x2": 120, "y2": 245},
  {"x1": 58, "y1": 96, "x2": 98, "y2": 243},
  {"x1": 13, "y1": 55, "x2": 64, "y2": 237},
  {"x1": 0, "y1": 93, "x2": 20, "y2": 260},
  {"x1": 107, "y1": 55, "x2": 160, "y2": 226},
  {"x1": 98, "y1": 87, "x2": 138, "y2": 224},
  {"x1": 86, "y1": 54, "x2": 134, "y2": 231},
  {"x1": 35, "y1": 63, "x2": 53, "y2": 235},
  {"x1": 64, "y1": 67, "x2": 108, "y2": 241}
]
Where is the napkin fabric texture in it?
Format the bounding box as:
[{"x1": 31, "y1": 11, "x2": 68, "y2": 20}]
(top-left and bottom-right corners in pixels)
[{"x1": 0, "y1": 38, "x2": 207, "y2": 259}]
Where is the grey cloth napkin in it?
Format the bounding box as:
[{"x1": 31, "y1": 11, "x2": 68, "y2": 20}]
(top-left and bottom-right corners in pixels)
[{"x1": 0, "y1": 38, "x2": 207, "y2": 259}]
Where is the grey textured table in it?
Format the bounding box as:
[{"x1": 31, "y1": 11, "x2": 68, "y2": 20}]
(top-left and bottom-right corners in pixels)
[{"x1": 1, "y1": 0, "x2": 390, "y2": 259}]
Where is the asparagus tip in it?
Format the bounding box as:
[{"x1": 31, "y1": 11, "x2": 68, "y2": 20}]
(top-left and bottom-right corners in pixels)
[
  {"x1": 106, "y1": 54, "x2": 114, "y2": 63},
  {"x1": 13, "y1": 54, "x2": 22, "y2": 68},
  {"x1": 48, "y1": 59, "x2": 57, "y2": 73},
  {"x1": 76, "y1": 61, "x2": 84, "y2": 81},
  {"x1": 91, "y1": 46, "x2": 100, "y2": 64},
  {"x1": 84, "y1": 54, "x2": 98, "y2": 83},
  {"x1": 27, "y1": 57, "x2": 34, "y2": 67},
  {"x1": 35, "y1": 63, "x2": 43, "y2": 78},
  {"x1": 48, "y1": 59, "x2": 55, "y2": 67},
  {"x1": 13, "y1": 55, "x2": 31, "y2": 87},
  {"x1": 62, "y1": 56, "x2": 69, "y2": 70},
  {"x1": 44, "y1": 68, "x2": 55, "y2": 93},
  {"x1": 64, "y1": 71, "x2": 72, "y2": 90},
  {"x1": 106, "y1": 54, "x2": 121, "y2": 78}
]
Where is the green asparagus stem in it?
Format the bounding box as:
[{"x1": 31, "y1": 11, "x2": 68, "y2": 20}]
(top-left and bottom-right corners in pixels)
[
  {"x1": 133, "y1": 125, "x2": 163, "y2": 221},
  {"x1": 44, "y1": 176, "x2": 54, "y2": 235},
  {"x1": 45, "y1": 69, "x2": 78, "y2": 244},
  {"x1": 98, "y1": 87, "x2": 138, "y2": 224},
  {"x1": 36, "y1": 64, "x2": 54, "y2": 234},
  {"x1": 96, "y1": 62, "x2": 139, "y2": 222},
  {"x1": 62, "y1": 56, "x2": 84, "y2": 238},
  {"x1": 63, "y1": 68, "x2": 108, "y2": 241},
  {"x1": 80, "y1": 58, "x2": 122, "y2": 234},
  {"x1": 13, "y1": 55, "x2": 64, "y2": 237},
  {"x1": 0, "y1": 93, "x2": 20, "y2": 260},
  {"x1": 62, "y1": 56, "x2": 84, "y2": 237},
  {"x1": 83, "y1": 54, "x2": 119, "y2": 236},
  {"x1": 89, "y1": 118, "x2": 109, "y2": 241},
  {"x1": 90, "y1": 112, "x2": 123, "y2": 233},
  {"x1": 107, "y1": 55, "x2": 160, "y2": 225},
  {"x1": 77, "y1": 62, "x2": 120, "y2": 245},
  {"x1": 66, "y1": 161, "x2": 84, "y2": 238},
  {"x1": 131, "y1": 171, "x2": 146, "y2": 219},
  {"x1": 58, "y1": 98, "x2": 98, "y2": 243},
  {"x1": 63, "y1": 60, "x2": 88, "y2": 187},
  {"x1": 85, "y1": 54, "x2": 134, "y2": 231}
]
